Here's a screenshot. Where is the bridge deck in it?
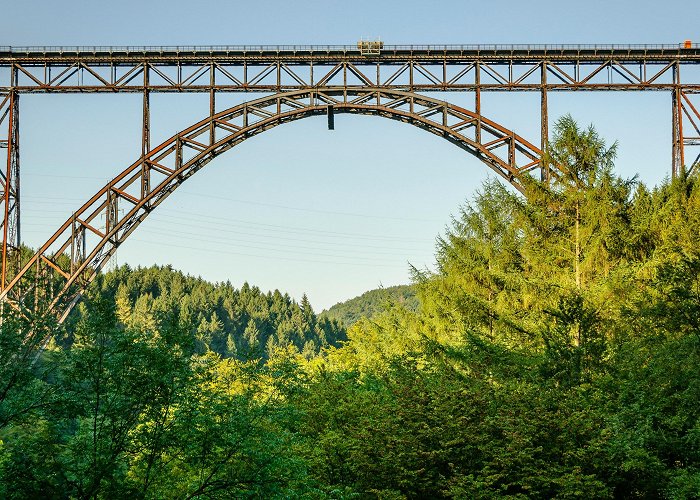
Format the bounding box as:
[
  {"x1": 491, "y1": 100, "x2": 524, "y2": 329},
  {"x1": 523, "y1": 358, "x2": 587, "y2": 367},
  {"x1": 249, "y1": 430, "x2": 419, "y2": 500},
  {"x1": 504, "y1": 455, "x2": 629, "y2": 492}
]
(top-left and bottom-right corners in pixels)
[
  {"x1": 1, "y1": 44, "x2": 700, "y2": 64},
  {"x1": 2, "y1": 44, "x2": 700, "y2": 94}
]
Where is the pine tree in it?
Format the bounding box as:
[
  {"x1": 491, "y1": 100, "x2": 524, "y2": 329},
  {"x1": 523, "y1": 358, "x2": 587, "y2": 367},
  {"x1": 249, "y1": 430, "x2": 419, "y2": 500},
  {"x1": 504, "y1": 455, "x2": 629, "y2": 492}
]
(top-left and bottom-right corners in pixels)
[
  {"x1": 542, "y1": 114, "x2": 619, "y2": 290},
  {"x1": 244, "y1": 320, "x2": 261, "y2": 352},
  {"x1": 226, "y1": 333, "x2": 237, "y2": 358}
]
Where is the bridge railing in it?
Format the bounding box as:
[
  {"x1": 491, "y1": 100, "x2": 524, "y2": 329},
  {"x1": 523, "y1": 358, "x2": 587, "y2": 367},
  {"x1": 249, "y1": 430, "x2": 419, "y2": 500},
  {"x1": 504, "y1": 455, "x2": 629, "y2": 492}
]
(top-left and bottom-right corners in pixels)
[{"x1": 0, "y1": 43, "x2": 698, "y2": 54}]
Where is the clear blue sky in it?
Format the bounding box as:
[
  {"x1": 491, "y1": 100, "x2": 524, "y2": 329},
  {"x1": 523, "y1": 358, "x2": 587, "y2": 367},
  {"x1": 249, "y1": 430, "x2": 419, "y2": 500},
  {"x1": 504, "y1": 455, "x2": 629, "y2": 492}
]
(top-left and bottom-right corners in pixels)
[{"x1": 2, "y1": 0, "x2": 697, "y2": 310}]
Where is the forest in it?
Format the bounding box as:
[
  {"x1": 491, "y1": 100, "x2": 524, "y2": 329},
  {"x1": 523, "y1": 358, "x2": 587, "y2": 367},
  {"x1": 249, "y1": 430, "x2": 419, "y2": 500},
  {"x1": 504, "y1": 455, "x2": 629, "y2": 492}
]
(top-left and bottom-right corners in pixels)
[
  {"x1": 321, "y1": 284, "x2": 419, "y2": 327},
  {"x1": 0, "y1": 116, "x2": 699, "y2": 498}
]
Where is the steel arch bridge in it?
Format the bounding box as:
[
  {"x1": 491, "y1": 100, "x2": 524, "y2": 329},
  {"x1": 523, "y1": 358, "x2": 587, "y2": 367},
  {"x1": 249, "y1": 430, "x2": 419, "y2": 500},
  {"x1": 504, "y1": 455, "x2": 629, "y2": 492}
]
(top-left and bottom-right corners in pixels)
[
  {"x1": 1, "y1": 43, "x2": 700, "y2": 321},
  {"x1": 0, "y1": 87, "x2": 545, "y2": 321}
]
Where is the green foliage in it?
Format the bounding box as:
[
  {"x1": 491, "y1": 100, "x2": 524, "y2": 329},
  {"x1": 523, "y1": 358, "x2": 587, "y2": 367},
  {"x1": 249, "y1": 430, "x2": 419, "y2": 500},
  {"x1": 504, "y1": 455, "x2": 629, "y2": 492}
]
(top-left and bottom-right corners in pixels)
[
  {"x1": 298, "y1": 117, "x2": 700, "y2": 497},
  {"x1": 69, "y1": 265, "x2": 347, "y2": 360},
  {"x1": 0, "y1": 290, "x2": 315, "y2": 497}
]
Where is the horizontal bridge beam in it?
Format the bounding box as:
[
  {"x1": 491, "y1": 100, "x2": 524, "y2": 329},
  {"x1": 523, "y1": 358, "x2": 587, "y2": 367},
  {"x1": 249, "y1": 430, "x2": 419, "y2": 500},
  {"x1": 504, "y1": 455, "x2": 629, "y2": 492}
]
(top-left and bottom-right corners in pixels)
[
  {"x1": 2, "y1": 47, "x2": 699, "y2": 94},
  {"x1": 1, "y1": 49, "x2": 698, "y2": 94},
  {"x1": 3, "y1": 84, "x2": 700, "y2": 93},
  {"x1": 2, "y1": 44, "x2": 700, "y2": 64}
]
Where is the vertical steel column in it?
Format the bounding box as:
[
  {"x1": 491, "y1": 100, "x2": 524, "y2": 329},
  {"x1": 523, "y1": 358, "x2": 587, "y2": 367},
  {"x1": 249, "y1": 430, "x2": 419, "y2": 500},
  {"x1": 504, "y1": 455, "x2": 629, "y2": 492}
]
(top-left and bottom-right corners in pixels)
[
  {"x1": 1, "y1": 89, "x2": 20, "y2": 291},
  {"x1": 475, "y1": 62, "x2": 481, "y2": 143},
  {"x1": 541, "y1": 61, "x2": 550, "y2": 182},
  {"x1": 209, "y1": 63, "x2": 216, "y2": 146},
  {"x1": 672, "y1": 63, "x2": 684, "y2": 178},
  {"x1": 141, "y1": 64, "x2": 150, "y2": 199}
]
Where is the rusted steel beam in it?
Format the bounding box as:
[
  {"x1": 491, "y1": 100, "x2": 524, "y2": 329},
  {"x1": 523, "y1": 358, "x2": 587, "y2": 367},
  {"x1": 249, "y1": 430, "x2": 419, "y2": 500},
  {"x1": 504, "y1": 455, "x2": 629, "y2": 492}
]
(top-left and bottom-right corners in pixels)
[
  {"x1": 541, "y1": 61, "x2": 549, "y2": 183},
  {"x1": 5, "y1": 84, "x2": 700, "y2": 93},
  {"x1": 672, "y1": 64, "x2": 684, "y2": 177},
  {"x1": 141, "y1": 63, "x2": 150, "y2": 199}
]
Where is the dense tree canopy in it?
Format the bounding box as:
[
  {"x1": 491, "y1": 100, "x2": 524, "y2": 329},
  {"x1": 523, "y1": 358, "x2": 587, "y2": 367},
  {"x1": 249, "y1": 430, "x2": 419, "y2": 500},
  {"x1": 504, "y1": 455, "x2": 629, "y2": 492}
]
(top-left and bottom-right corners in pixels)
[
  {"x1": 1, "y1": 116, "x2": 699, "y2": 497},
  {"x1": 68, "y1": 265, "x2": 347, "y2": 360}
]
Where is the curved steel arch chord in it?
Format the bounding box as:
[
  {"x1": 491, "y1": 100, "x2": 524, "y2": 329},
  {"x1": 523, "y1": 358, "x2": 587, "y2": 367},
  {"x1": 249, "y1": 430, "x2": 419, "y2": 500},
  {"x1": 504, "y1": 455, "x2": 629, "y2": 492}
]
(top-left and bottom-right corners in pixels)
[{"x1": 0, "y1": 87, "x2": 549, "y2": 322}]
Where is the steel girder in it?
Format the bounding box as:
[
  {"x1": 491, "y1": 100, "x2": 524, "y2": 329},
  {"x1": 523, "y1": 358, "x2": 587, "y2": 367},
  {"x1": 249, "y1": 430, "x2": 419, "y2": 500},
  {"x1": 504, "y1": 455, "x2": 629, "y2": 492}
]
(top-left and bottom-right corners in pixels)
[
  {"x1": 2, "y1": 55, "x2": 700, "y2": 93},
  {"x1": 0, "y1": 87, "x2": 545, "y2": 323},
  {"x1": 4, "y1": 47, "x2": 698, "y2": 174}
]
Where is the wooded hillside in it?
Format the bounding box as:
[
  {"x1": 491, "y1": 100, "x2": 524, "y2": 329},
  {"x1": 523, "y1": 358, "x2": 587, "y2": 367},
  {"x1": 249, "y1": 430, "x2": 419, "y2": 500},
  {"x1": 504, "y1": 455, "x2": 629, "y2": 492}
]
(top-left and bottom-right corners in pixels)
[{"x1": 321, "y1": 284, "x2": 419, "y2": 326}]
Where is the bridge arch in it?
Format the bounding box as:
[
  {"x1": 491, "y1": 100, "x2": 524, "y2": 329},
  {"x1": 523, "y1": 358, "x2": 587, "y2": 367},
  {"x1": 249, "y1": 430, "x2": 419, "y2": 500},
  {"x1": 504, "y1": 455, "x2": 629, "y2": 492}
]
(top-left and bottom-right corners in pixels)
[{"x1": 0, "y1": 87, "x2": 547, "y2": 321}]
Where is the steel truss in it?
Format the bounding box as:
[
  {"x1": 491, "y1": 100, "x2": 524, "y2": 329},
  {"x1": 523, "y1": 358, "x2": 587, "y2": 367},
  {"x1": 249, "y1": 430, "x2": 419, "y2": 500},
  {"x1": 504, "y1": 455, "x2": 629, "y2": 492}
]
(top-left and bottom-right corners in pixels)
[
  {"x1": 1, "y1": 44, "x2": 700, "y2": 321},
  {"x1": 1, "y1": 45, "x2": 699, "y2": 91},
  {"x1": 0, "y1": 87, "x2": 544, "y2": 321},
  {"x1": 1, "y1": 45, "x2": 699, "y2": 190}
]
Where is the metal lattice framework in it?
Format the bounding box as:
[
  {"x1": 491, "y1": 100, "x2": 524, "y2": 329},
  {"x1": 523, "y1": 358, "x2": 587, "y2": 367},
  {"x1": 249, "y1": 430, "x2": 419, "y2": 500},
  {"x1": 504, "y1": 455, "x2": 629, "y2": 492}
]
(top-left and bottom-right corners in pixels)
[
  {"x1": 0, "y1": 87, "x2": 543, "y2": 321},
  {"x1": 2, "y1": 44, "x2": 699, "y2": 171},
  {"x1": 1, "y1": 44, "x2": 700, "y2": 321}
]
